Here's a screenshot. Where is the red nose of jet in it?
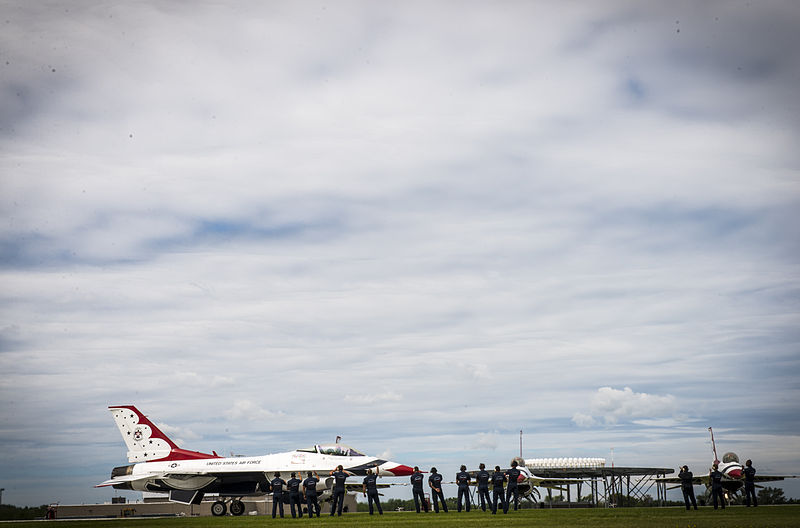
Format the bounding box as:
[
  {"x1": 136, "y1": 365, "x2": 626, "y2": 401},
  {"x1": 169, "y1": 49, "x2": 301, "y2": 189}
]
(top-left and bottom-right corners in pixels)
[
  {"x1": 387, "y1": 464, "x2": 414, "y2": 476},
  {"x1": 727, "y1": 468, "x2": 742, "y2": 479}
]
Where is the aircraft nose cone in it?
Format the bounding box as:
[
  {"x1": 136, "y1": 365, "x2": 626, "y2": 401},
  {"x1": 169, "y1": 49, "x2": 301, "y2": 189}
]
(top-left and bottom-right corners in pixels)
[
  {"x1": 728, "y1": 468, "x2": 742, "y2": 479},
  {"x1": 386, "y1": 464, "x2": 414, "y2": 476}
]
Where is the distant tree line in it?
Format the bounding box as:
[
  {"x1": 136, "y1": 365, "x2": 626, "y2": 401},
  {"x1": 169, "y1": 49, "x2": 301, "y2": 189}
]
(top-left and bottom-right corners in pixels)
[
  {"x1": 0, "y1": 504, "x2": 48, "y2": 520},
  {"x1": 536, "y1": 487, "x2": 798, "y2": 508},
  {"x1": 756, "y1": 487, "x2": 795, "y2": 505}
]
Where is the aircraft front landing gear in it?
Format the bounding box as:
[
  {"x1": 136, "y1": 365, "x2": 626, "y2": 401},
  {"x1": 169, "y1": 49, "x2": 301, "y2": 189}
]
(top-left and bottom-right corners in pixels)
[
  {"x1": 211, "y1": 500, "x2": 227, "y2": 516},
  {"x1": 229, "y1": 499, "x2": 245, "y2": 516}
]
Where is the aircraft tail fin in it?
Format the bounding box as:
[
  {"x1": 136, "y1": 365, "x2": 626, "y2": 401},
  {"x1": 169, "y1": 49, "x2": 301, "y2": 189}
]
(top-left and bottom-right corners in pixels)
[
  {"x1": 708, "y1": 426, "x2": 720, "y2": 465},
  {"x1": 109, "y1": 405, "x2": 219, "y2": 463}
]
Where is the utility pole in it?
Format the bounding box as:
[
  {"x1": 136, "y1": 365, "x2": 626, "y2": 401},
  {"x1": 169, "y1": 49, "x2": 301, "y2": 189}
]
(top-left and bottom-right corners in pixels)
[{"x1": 0, "y1": 487, "x2": 4, "y2": 505}]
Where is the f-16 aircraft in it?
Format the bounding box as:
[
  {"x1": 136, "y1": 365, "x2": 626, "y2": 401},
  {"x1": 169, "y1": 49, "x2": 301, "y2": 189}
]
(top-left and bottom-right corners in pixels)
[
  {"x1": 657, "y1": 427, "x2": 797, "y2": 498},
  {"x1": 97, "y1": 405, "x2": 413, "y2": 516}
]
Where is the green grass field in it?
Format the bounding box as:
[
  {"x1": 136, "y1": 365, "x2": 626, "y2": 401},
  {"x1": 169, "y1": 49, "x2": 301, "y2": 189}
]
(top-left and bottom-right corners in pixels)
[{"x1": 5, "y1": 506, "x2": 800, "y2": 528}]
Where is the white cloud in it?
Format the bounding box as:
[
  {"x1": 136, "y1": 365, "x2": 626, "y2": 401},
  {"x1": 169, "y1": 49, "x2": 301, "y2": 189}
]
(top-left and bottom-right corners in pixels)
[
  {"x1": 470, "y1": 432, "x2": 499, "y2": 450},
  {"x1": 171, "y1": 372, "x2": 235, "y2": 388},
  {"x1": 344, "y1": 392, "x2": 403, "y2": 405},
  {"x1": 571, "y1": 412, "x2": 597, "y2": 428},
  {"x1": 575, "y1": 387, "x2": 678, "y2": 426},
  {"x1": 226, "y1": 400, "x2": 284, "y2": 421},
  {"x1": 155, "y1": 421, "x2": 201, "y2": 446},
  {"x1": 457, "y1": 362, "x2": 492, "y2": 381}
]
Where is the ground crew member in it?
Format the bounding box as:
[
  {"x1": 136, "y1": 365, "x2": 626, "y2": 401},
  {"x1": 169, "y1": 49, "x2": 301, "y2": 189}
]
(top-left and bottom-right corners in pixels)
[
  {"x1": 491, "y1": 465, "x2": 505, "y2": 514},
  {"x1": 504, "y1": 460, "x2": 521, "y2": 513},
  {"x1": 710, "y1": 464, "x2": 725, "y2": 509},
  {"x1": 411, "y1": 466, "x2": 428, "y2": 513},
  {"x1": 476, "y1": 463, "x2": 491, "y2": 512},
  {"x1": 428, "y1": 467, "x2": 448, "y2": 513},
  {"x1": 744, "y1": 459, "x2": 757, "y2": 507},
  {"x1": 303, "y1": 471, "x2": 321, "y2": 517},
  {"x1": 287, "y1": 472, "x2": 303, "y2": 518},
  {"x1": 456, "y1": 464, "x2": 471, "y2": 512},
  {"x1": 270, "y1": 472, "x2": 286, "y2": 518},
  {"x1": 362, "y1": 468, "x2": 383, "y2": 515},
  {"x1": 678, "y1": 465, "x2": 697, "y2": 510},
  {"x1": 330, "y1": 465, "x2": 348, "y2": 516}
]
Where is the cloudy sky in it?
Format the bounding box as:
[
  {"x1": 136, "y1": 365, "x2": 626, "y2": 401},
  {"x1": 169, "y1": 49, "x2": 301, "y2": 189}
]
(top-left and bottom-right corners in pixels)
[{"x1": 1, "y1": 0, "x2": 799, "y2": 506}]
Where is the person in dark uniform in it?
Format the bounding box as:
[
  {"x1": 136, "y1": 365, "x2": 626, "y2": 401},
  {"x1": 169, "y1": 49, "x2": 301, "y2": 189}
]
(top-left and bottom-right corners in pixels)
[
  {"x1": 504, "y1": 460, "x2": 521, "y2": 513},
  {"x1": 362, "y1": 468, "x2": 383, "y2": 515},
  {"x1": 428, "y1": 467, "x2": 448, "y2": 513},
  {"x1": 286, "y1": 472, "x2": 303, "y2": 518},
  {"x1": 456, "y1": 465, "x2": 471, "y2": 512},
  {"x1": 743, "y1": 459, "x2": 757, "y2": 507},
  {"x1": 709, "y1": 464, "x2": 725, "y2": 509},
  {"x1": 491, "y1": 465, "x2": 505, "y2": 514},
  {"x1": 329, "y1": 465, "x2": 348, "y2": 516},
  {"x1": 303, "y1": 471, "x2": 321, "y2": 517},
  {"x1": 678, "y1": 465, "x2": 697, "y2": 510},
  {"x1": 476, "y1": 463, "x2": 491, "y2": 512},
  {"x1": 411, "y1": 466, "x2": 428, "y2": 513},
  {"x1": 270, "y1": 472, "x2": 286, "y2": 518}
]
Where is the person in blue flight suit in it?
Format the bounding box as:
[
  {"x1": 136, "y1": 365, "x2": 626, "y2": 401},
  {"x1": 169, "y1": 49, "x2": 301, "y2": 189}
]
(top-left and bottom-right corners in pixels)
[
  {"x1": 709, "y1": 464, "x2": 725, "y2": 509},
  {"x1": 428, "y1": 467, "x2": 448, "y2": 513},
  {"x1": 287, "y1": 472, "x2": 303, "y2": 518},
  {"x1": 270, "y1": 472, "x2": 286, "y2": 518},
  {"x1": 456, "y1": 464, "x2": 471, "y2": 512},
  {"x1": 329, "y1": 465, "x2": 348, "y2": 516},
  {"x1": 491, "y1": 465, "x2": 505, "y2": 514},
  {"x1": 678, "y1": 465, "x2": 697, "y2": 510},
  {"x1": 504, "y1": 460, "x2": 521, "y2": 513},
  {"x1": 362, "y1": 468, "x2": 384, "y2": 515},
  {"x1": 476, "y1": 463, "x2": 491, "y2": 512},
  {"x1": 411, "y1": 466, "x2": 428, "y2": 513},
  {"x1": 303, "y1": 471, "x2": 321, "y2": 517},
  {"x1": 743, "y1": 459, "x2": 757, "y2": 507}
]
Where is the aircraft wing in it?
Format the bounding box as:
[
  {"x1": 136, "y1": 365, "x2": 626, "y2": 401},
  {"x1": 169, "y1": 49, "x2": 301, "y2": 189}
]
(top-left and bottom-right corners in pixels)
[
  {"x1": 655, "y1": 475, "x2": 707, "y2": 487},
  {"x1": 466, "y1": 469, "x2": 583, "y2": 491},
  {"x1": 95, "y1": 472, "x2": 167, "y2": 488},
  {"x1": 752, "y1": 475, "x2": 796, "y2": 482},
  {"x1": 527, "y1": 475, "x2": 588, "y2": 491},
  {"x1": 95, "y1": 470, "x2": 231, "y2": 488},
  {"x1": 656, "y1": 474, "x2": 795, "y2": 489},
  {"x1": 344, "y1": 483, "x2": 390, "y2": 492}
]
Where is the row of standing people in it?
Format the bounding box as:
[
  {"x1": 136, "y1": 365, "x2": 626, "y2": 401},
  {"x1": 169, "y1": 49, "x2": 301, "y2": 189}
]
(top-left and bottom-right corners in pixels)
[
  {"x1": 268, "y1": 464, "x2": 383, "y2": 518},
  {"x1": 268, "y1": 460, "x2": 526, "y2": 518},
  {"x1": 678, "y1": 459, "x2": 758, "y2": 511},
  {"x1": 413, "y1": 459, "x2": 524, "y2": 514},
  {"x1": 267, "y1": 458, "x2": 760, "y2": 517},
  {"x1": 267, "y1": 470, "x2": 321, "y2": 518}
]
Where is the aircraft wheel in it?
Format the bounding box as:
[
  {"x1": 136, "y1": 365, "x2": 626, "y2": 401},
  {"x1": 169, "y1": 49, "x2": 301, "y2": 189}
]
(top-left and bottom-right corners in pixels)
[
  {"x1": 230, "y1": 500, "x2": 245, "y2": 516},
  {"x1": 211, "y1": 500, "x2": 227, "y2": 516}
]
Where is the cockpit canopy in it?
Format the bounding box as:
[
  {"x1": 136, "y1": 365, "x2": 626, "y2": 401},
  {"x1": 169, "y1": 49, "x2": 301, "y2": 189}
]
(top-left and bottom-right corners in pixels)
[
  {"x1": 722, "y1": 452, "x2": 739, "y2": 464},
  {"x1": 297, "y1": 444, "x2": 365, "y2": 457}
]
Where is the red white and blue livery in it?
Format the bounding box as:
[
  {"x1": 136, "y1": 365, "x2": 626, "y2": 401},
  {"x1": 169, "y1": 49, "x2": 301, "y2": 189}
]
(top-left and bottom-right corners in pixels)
[{"x1": 97, "y1": 405, "x2": 413, "y2": 515}]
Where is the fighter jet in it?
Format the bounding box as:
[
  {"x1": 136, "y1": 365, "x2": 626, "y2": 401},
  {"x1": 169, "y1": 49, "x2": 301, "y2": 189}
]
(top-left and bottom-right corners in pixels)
[
  {"x1": 657, "y1": 427, "x2": 797, "y2": 498},
  {"x1": 97, "y1": 405, "x2": 413, "y2": 516}
]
